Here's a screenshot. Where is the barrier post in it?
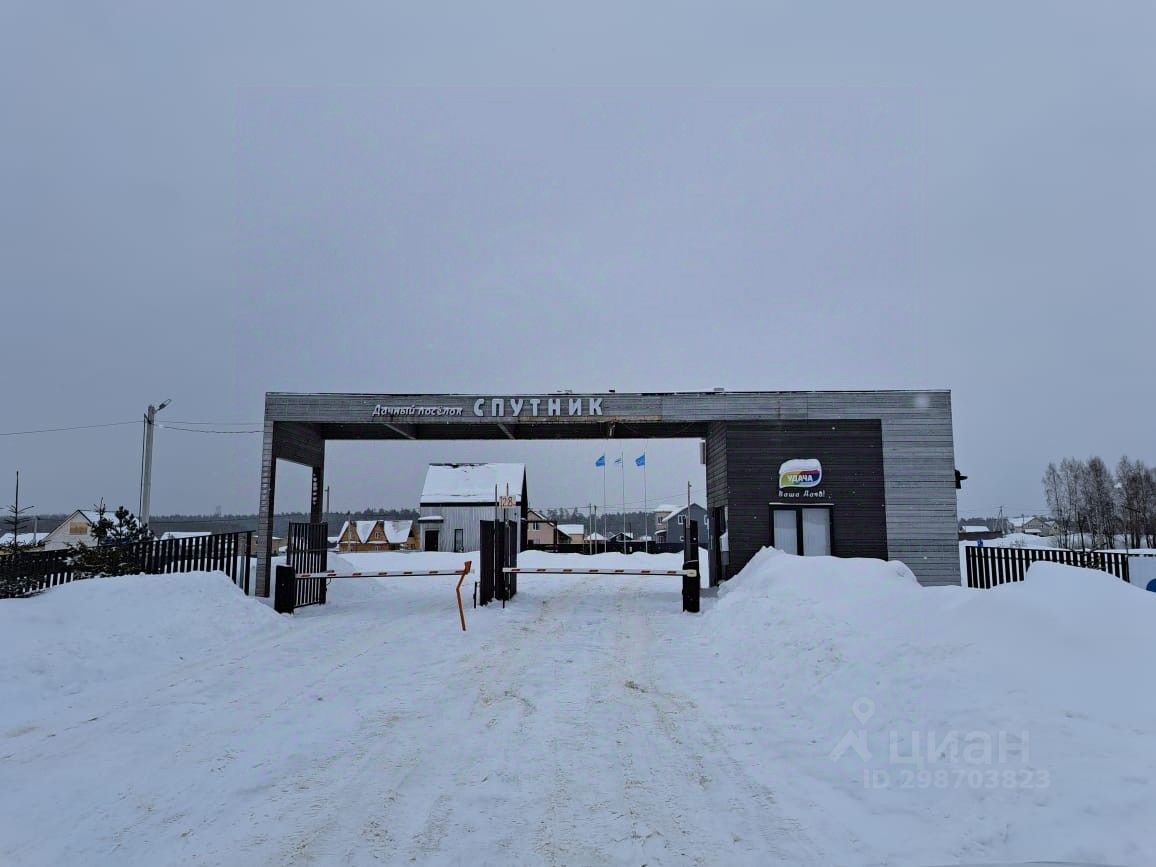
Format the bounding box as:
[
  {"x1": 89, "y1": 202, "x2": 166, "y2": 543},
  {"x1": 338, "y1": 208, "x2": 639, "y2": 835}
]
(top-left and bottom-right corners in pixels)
[
  {"x1": 455, "y1": 560, "x2": 472, "y2": 632},
  {"x1": 274, "y1": 565, "x2": 297, "y2": 614},
  {"x1": 682, "y1": 559, "x2": 700, "y2": 613}
]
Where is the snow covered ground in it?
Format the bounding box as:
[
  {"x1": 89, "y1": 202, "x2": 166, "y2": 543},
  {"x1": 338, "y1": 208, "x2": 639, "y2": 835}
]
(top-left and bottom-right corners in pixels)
[{"x1": 2, "y1": 550, "x2": 1154, "y2": 866}]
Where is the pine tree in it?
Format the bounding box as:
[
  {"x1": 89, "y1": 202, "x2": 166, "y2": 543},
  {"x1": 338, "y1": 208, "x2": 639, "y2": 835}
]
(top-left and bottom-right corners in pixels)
[
  {"x1": 1, "y1": 472, "x2": 34, "y2": 556},
  {"x1": 70, "y1": 502, "x2": 154, "y2": 577}
]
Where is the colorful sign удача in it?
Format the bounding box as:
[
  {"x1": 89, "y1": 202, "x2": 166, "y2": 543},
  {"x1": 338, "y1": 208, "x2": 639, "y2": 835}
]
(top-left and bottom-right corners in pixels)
[{"x1": 778, "y1": 458, "x2": 822, "y2": 489}]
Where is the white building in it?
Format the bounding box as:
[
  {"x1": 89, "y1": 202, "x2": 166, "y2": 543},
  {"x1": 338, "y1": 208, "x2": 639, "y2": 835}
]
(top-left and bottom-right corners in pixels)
[
  {"x1": 418, "y1": 463, "x2": 527, "y2": 553},
  {"x1": 39, "y1": 510, "x2": 117, "y2": 550},
  {"x1": 557, "y1": 523, "x2": 585, "y2": 543}
]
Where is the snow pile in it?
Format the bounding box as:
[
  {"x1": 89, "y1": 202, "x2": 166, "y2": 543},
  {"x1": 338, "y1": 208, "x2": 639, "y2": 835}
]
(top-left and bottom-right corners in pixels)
[
  {"x1": 336, "y1": 550, "x2": 479, "y2": 574},
  {"x1": 691, "y1": 548, "x2": 1156, "y2": 866},
  {"x1": 0, "y1": 572, "x2": 287, "y2": 733}
]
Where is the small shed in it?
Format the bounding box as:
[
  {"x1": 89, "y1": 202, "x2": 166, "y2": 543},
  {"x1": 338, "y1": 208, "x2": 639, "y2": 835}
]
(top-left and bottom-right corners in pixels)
[
  {"x1": 418, "y1": 463, "x2": 527, "y2": 553},
  {"x1": 958, "y1": 524, "x2": 1001, "y2": 542}
]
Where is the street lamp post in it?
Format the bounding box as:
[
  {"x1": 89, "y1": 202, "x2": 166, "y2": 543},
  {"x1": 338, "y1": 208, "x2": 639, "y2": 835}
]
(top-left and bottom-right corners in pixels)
[{"x1": 139, "y1": 399, "x2": 171, "y2": 527}]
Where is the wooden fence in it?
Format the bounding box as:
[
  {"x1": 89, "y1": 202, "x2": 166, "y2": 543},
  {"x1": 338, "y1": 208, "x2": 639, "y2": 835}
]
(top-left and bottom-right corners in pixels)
[
  {"x1": 965, "y1": 545, "x2": 1130, "y2": 589},
  {"x1": 0, "y1": 531, "x2": 254, "y2": 598}
]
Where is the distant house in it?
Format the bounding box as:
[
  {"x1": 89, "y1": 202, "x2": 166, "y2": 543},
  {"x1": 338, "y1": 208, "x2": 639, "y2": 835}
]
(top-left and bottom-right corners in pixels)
[
  {"x1": 525, "y1": 509, "x2": 564, "y2": 546},
  {"x1": 557, "y1": 523, "x2": 585, "y2": 544},
  {"x1": 652, "y1": 504, "x2": 681, "y2": 524},
  {"x1": 40, "y1": 509, "x2": 151, "y2": 551},
  {"x1": 418, "y1": 463, "x2": 528, "y2": 553},
  {"x1": 656, "y1": 503, "x2": 709, "y2": 546},
  {"x1": 958, "y1": 524, "x2": 1000, "y2": 542},
  {"x1": 159, "y1": 531, "x2": 211, "y2": 541},
  {"x1": 1012, "y1": 516, "x2": 1056, "y2": 537},
  {"x1": 335, "y1": 519, "x2": 417, "y2": 552}
]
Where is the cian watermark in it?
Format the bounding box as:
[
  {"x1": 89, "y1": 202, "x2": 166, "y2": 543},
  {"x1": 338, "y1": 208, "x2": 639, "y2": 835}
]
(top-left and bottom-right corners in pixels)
[{"x1": 830, "y1": 697, "x2": 1049, "y2": 790}]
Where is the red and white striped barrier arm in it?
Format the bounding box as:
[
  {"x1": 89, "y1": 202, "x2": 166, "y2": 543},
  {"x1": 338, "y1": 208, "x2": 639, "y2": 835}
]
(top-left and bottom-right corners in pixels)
[
  {"x1": 501, "y1": 567, "x2": 696, "y2": 577},
  {"x1": 296, "y1": 568, "x2": 472, "y2": 579}
]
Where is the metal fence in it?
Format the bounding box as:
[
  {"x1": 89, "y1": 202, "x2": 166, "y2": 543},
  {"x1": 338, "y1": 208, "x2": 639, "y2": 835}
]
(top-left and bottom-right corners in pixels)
[
  {"x1": 965, "y1": 545, "x2": 1131, "y2": 589},
  {"x1": 273, "y1": 564, "x2": 327, "y2": 613},
  {"x1": 287, "y1": 522, "x2": 328, "y2": 575},
  {"x1": 0, "y1": 531, "x2": 254, "y2": 598}
]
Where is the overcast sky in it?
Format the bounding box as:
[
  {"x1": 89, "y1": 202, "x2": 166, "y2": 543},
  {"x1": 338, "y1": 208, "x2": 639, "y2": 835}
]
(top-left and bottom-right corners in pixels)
[{"x1": 3, "y1": 2, "x2": 1153, "y2": 522}]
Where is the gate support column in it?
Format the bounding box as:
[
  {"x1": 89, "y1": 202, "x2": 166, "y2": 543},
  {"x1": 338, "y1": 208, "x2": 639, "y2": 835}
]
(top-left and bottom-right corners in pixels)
[
  {"x1": 255, "y1": 417, "x2": 325, "y2": 598},
  {"x1": 310, "y1": 465, "x2": 325, "y2": 524}
]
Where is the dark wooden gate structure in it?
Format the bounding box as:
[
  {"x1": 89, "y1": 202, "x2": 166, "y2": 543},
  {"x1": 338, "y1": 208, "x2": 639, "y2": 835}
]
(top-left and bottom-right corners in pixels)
[
  {"x1": 287, "y1": 522, "x2": 328, "y2": 576},
  {"x1": 479, "y1": 519, "x2": 518, "y2": 606}
]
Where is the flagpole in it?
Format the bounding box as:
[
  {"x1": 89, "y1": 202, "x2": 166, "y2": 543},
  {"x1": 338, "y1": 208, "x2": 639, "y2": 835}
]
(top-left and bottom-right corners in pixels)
[
  {"x1": 642, "y1": 457, "x2": 647, "y2": 548},
  {"x1": 620, "y1": 451, "x2": 626, "y2": 552},
  {"x1": 602, "y1": 449, "x2": 607, "y2": 554}
]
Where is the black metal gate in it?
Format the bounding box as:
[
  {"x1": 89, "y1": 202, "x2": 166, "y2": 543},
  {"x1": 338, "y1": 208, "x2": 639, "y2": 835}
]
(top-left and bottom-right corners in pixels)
[
  {"x1": 479, "y1": 519, "x2": 518, "y2": 606},
  {"x1": 287, "y1": 522, "x2": 328, "y2": 576}
]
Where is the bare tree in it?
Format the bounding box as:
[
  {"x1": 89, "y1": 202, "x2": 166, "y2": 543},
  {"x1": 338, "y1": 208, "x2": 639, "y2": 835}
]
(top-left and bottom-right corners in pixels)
[
  {"x1": 1115, "y1": 456, "x2": 1149, "y2": 549},
  {"x1": 1083, "y1": 456, "x2": 1117, "y2": 549},
  {"x1": 1054, "y1": 457, "x2": 1087, "y2": 549},
  {"x1": 1042, "y1": 462, "x2": 1063, "y2": 540},
  {"x1": 1145, "y1": 466, "x2": 1156, "y2": 549}
]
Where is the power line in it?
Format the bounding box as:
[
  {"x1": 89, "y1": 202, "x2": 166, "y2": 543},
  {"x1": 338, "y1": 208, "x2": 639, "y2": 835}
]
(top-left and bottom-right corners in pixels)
[
  {"x1": 165, "y1": 420, "x2": 262, "y2": 426},
  {"x1": 0, "y1": 420, "x2": 138, "y2": 437},
  {"x1": 160, "y1": 425, "x2": 263, "y2": 434}
]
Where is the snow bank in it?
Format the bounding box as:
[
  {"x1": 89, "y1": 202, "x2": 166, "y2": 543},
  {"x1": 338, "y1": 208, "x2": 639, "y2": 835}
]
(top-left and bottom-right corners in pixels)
[
  {"x1": 336, "y1": 550, "x2": 479, "y2": 574},
  {"x1": 689, "y1": 547, "x2": 1156, "y2": 865},
  {"x1": 0, "y1": 572, "x2": 287, "y2": 733}
]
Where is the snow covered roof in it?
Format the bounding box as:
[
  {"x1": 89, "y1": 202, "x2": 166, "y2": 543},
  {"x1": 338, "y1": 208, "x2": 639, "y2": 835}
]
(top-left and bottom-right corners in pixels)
[
  {"x1": 653, "y1": 503, "x2": 681, "y2": 514},
  {"x1": 661, "y1": 503, "x2": 704, "y2": 522},
  {"x1": 337, "y1": 519, "x2": 413, "y2": 544},
  {"x1": 961, "y1": 525, "x2": 992, "y2": 533},
  {"x1": 587, "y1": 532, "x2": 607, "y2": 540},
  {"x1": 557, "y1": 524, "x2": 584, "y2": 536},
  {"x1": 74, "y1": 508, "x2": 139, "y2": 526},
  {"x1": 420, "y1": 463, "x2": 526, "y2": 505},
  {"x1": 159, "y1": 531, "x2": 211, "y2": 540},
  {"x1": 0, "y1": 532, "x2": 47, "y2": 545},
  {"x1": 381, "y1": 520, "x2": 413, "y2": 544}
]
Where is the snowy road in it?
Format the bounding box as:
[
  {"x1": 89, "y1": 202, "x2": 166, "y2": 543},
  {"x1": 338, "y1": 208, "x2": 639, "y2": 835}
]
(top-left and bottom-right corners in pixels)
[
  {"x1": 6, "y1": 550, "x2": 1154, "y2": 866},
  {"x1": 2, "y1": 566, "x2": 823, "y2": 866}
]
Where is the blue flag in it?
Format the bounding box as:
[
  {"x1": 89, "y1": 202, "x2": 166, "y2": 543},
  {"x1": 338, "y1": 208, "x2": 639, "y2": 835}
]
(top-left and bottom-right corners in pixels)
[
  {"x1": 595, "y1": 454, "x2": 605, "y2": 467},
  {"x1": 614, "y1": 455, "x2": 623, "y2": 465},
  {"x1": 635, "y1": 453, "x2": 646, "y2": 467}
]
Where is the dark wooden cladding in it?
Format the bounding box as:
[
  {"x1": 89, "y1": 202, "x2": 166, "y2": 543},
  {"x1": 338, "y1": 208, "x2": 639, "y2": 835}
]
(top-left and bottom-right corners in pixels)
[
  {"x1": 713, "y1": 420, "x2": 887, "y2": 580},
  {"x1": 965, "y1": 545, "x2": 1131, "y2": 588},
  {"x1": 0, "y1": 531, "x2": 253, "y2": 598}
]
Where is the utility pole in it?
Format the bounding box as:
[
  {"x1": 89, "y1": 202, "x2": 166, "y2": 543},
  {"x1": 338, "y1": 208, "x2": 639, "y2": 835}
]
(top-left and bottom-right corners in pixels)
[
  {"x1": 325, "y1": 486, "x2": 331, "y2": 517},
  {"x1": 139, "y1": 399, "x2": 171, "y2": 527}
]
